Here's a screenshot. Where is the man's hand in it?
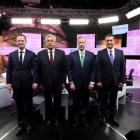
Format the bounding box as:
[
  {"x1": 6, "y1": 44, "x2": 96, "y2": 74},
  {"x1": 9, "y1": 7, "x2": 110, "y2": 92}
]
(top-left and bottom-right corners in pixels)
[
  {"x1": 118, "y1": 82, "x2": 124, "y2": 89},
  {"x1": 88, "y1": 82, "x2": 94, "y2": 90},
  {"x1": 6, "y1": 84, "x2": 12, "y2": 91},
  {"x1": 70, "y1": 83, "x2": 76, "y2": 91},
  {"x1": 62, "y1": 83, "x2": 65, "y2": 89},
  {"x1": 32, "y1": 83, "x2": 38, "y2": 90},
  {"x1": 96, "y1": 82, "x2": 103, "y2": 88}
]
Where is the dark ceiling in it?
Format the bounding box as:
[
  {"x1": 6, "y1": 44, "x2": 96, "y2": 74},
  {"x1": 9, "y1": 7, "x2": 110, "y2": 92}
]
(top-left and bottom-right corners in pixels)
[
  {"x1": 0, "y1": 0, "x2": 130, "y2": 9},
  {"x1": 40, "y1": 0, "x2": 130, "y2": 9}
]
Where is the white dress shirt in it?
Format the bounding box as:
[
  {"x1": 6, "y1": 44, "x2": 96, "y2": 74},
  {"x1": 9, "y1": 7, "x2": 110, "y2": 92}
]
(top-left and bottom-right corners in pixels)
[
  {"x1": 79, "y1": 50, "x2": 85, "y2": 59},
  {"x1": 107, "y1": 47, "x2": 115, "y2": 59},
  {"x1": 18, "y1": 48, "x2": 26, "y2": 63},
  {"x1": 47, "y1": 48, "x2": 55, "y2": 60}
]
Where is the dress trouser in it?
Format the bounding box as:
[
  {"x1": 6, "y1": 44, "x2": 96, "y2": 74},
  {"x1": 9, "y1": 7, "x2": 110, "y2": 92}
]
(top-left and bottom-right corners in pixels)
[
  {"x1": 100, "y1": 83, "x2": 118, "y2": 119},
  {"x1": 13, "y1": 88, "x2": 32, "y2": 126},
  {"x1": 44, "y1": 86, "x2": 62, "y2": 122},
  {"x1": 72, "y1": 88, "x2": 90, "y2": 122}
]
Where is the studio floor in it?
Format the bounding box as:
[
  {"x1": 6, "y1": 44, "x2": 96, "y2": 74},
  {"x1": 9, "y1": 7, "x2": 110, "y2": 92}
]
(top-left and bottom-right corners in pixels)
[{"x1": 0, "y1": 88, "x2": 140, "y2": 140}]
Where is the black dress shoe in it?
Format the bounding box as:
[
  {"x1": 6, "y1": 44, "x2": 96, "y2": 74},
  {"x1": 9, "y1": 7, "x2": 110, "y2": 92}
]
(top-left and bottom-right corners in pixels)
[
  {"x1": 82, "y1": 120, "x2": 89, "y2": 128},
  {"x1": 25, "y1": 125, "x2": 32, "y2": 135},
  {"x1": 55, "y1": 120, "x2": 61, "y2": 127},
  {"x1": 16, "y1": 126, "x2": 23, "y2": 136},
  {"x1": 109, "y1": 118, "x2": 119, "y2": 127},
  {"x1": 100, "y1": 117, "x2": 107, "y2": 127},
  {"x1": 46, "y1": 121, "x2": 52, "y2": 127},
  {"x1": 73, "y1": 120, "x2": 79, "y2": 128}
]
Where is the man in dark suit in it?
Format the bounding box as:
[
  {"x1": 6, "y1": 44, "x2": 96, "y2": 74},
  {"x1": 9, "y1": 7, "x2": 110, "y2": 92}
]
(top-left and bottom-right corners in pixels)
[
  {"x1": 96, "y1": 34, "x2": 126, "y2": 127},
  {"x1": 68, "y1": 37, "x2": 96, "y2": 127},
  {"x1": 6, "y1": 35, "x2": 38, "y2": 136},
  {"x1": 37, "y1": 34, "x2": 66, "y2": 127}
]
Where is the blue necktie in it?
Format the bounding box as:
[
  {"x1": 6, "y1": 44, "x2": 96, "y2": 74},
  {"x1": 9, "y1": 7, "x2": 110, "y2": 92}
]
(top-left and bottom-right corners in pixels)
[{"x1": 109, "y1": 50, "x2": 114, "y2": 65}]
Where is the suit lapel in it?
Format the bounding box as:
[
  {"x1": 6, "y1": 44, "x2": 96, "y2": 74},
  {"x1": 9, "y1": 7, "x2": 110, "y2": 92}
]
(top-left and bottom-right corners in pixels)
[
  {"x1": 44, "y1": 49, "x2": 51, "y2": 64},
  {"x1": 53, "y1": 49, "x2": 58, "y2": 65},
  {"x1": 83, "y1": 51, "x2": 88, "y2": 68},
  {"x1": 104, "y1": 49, "x2": 112, "y2": 66},
  {"x1": 75, "y1": 51, "x2": 82, "y2": 68},
  {"x1": 113, "y1": 48, "x2": 118, "y2": 67},
  {"x1": 15, "y1": 50, "x2": 20, "y2": 65}
]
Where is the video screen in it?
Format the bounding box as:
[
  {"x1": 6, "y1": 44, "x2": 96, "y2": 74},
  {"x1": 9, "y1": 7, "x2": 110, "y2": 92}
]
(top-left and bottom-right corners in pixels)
[
  {"x1": 23, "y1": 33, "x2": 42, "y2": 53},
  {"x1": 112, "y1": 24, "x2": 128, "y2": 35},
  {"x1": 96, "y1": 33, "x2": 127, "y2": 48},
  {"x1": 126, "y1": 59, "x2": 140, "y2": 77},
  {"x1": 126, "y1": 29, "x2": 140, "y2": 56},
  {"x1": 77, "y1": 34, "x2": 95, "y2": 52}
]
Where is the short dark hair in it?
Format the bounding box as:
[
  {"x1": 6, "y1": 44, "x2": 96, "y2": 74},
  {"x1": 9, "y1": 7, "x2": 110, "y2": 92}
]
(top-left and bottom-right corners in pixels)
[
  {"x1": 105, "y1": 34, "x2": 114, "y2": 39},
  {"x1": 16, "y1": 34, "x2": 27, "y2": 41}
]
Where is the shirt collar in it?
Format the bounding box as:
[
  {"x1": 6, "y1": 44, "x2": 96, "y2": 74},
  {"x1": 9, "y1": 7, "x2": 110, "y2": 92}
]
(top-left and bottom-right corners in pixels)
[
  {"x1": 18, "y1": 48, "x2": 26, "y2": 53},
  {"x1": 79, "y1": 50, "x2": 85, "y2": 54},
  {"x1": 107, "y1": 47, "x2": 114, "y2": 53},
  {"x1": 48, "y1": 48, "x2": 55, "y2": 53}
]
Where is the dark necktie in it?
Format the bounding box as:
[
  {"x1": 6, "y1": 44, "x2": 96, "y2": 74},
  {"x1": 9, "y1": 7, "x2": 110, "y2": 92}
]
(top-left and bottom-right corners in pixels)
[
  {"x1": 109, "y1": 49, "x2": 114, "y2": 65},
  {"x1": 49, "y1": 50, "x2": 53, "y2": 64},
  {"x1": 19, "y1": 51, "x2": 23, "y2": 68}
]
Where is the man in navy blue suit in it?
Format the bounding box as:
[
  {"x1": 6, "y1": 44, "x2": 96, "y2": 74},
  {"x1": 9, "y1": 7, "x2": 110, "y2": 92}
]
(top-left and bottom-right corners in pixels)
[
  {"x1": 96, "y1": 34, "x2": 126, "y2": 127},
  {"x1": 6, "y1": 35, "x2": 38, "y2": 136},
  {"x1": 68, "y1": 37, "x2": 96, "y2": 127}
]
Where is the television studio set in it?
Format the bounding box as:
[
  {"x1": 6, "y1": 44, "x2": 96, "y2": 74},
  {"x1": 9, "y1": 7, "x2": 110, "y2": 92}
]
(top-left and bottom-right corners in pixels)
[{"x1": 0, "y1": 0, "x2": 140, "y2": 140}]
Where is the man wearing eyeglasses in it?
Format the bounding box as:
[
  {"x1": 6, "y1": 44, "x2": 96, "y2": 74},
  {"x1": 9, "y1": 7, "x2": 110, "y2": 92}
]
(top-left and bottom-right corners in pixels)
[{"x1": 96, "y1": 34, "x2": 126, "y2": 127}]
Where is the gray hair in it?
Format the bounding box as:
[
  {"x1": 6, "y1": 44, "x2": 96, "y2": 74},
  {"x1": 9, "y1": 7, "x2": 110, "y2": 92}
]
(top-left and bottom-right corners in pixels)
[{"x1": 45, "y1": 34, "x2": 56, "y2": 41}]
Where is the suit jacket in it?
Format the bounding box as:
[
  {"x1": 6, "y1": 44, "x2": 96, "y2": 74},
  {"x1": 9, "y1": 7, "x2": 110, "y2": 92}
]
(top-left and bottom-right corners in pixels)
[
  {"x1": 96, "y1": 48, "x2": 126, "y2": 86},
  {"x1": 6, "y1": 49, "x2": 37, "y2": 89},
  {"x1": 68, "y1": 50, "x2": 96, "y2": 89},
  {"x1": 37, "y1": 48, "x2": 66, "y2": 90}
]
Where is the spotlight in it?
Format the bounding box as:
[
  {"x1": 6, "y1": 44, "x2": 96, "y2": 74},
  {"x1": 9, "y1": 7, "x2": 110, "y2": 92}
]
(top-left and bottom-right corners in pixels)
[
  {"x1": 40, "y1": 18, "x2": 61, "y2": 25},
  {"x1": 69, "y1": 18, "x2": 89, "y2": 25},
  {"x1": 126, "y1": 7, "x2": 140, "y2": 19},
  {"x1": 11, "y1": 18, "x2": 33, "y2": 24},
  {"x1": 98, "y1": 16, "x2": 119, "y2": 24}
]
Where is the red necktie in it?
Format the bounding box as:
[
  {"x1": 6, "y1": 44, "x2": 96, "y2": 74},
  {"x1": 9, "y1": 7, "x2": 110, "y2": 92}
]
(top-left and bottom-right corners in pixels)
[{"x1": 49, "y1": 50, "x2": 53, "y2": 64}]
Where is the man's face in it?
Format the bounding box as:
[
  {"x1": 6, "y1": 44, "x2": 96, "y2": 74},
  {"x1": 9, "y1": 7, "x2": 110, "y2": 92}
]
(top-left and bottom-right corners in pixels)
[
  {"x1": 45, "y1": 36, "x2": 56, "y2": 50},
  {"x1": 105, "y1": 36, "x2": 114, "y2": 49},
  {"x1": 77, "y1": 38, "x2": 86, "y2": 51},
  {"x1": 16, "y1": 36, "x2": 26, "y2": 50}
]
